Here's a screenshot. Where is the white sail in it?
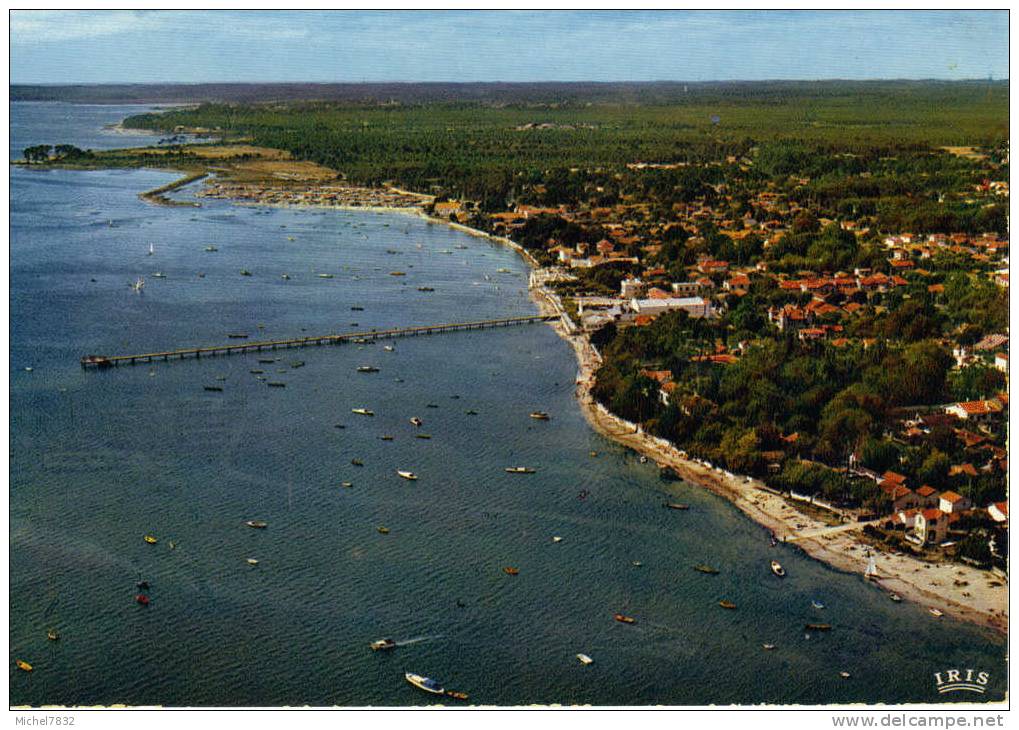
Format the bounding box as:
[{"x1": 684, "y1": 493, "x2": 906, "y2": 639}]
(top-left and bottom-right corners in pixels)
[
  {"x1": 148, "y1": 243, "x2": 154, "y2": 255},
  {"x1": 865, "y1": 555, "x2": 878, "y2": 578}
]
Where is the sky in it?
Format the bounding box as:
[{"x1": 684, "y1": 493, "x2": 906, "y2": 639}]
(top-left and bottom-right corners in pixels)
[{"x1": 9, "y1": 10, "x2": 1010, "y2": 84}]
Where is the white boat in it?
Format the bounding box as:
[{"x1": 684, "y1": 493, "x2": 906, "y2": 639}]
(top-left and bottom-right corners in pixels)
[
  {"x1": 351, "y1": 408, "x2": 374, "y2": 416},
  {"x1": 840, "y1": 671, "x2": 852, "y2": 679},
  {"x1": 397, "y1": 470, "x2": 418, "y2": 480},
  {"x1": 383, "y1": 345, "x2": 395, "y2": 352},
  {"x1": 410, "y1": 417, "x2": 423, "y2": 427},
  {"x1": 771, "y1": 560, "x2": 785, "y2": 577},
  {"x1": 281, "y1": 273, "x2": 290, "y2": 280},
  {"x1": 929, "y1": 607, "x2": 944, "y2": 617},
  {"x1": 889, "y1": 593, "x2": 902, "y2": 603},
  {"x1": 246, "y1": 558, "x2": 259, "y2": 565},
  {"x1": 370, "y1": 638, "x2": 396, "y2": 651},
  {"x1": 505, "y1": 467, "x2": 536, "y2": 474},
  {"x1": 148, "y1": 243, "x2": 154, "y2": 256},
  {"x1": 576, "y1": 654, "x2": 594, "y2": 665},
  {"x1": 151, "y1": 272, "x2": 166, "y2": 279},
  {"x1": 865, "y1": 555, "x2": 878, "y2": 580},
  {"x1": 762, "y1": 644, "x2": 777, "y2": 651},
  {"x1": 811, "y1": 600, "x2": 825, "y2": 610},
  {"x1": 552, "y1": 536, "x2": 563, "y2": 543},
  {"x1": 205, "y1": 245, "x2": 218, "y2": 252},
  {"x1": 405, "y1": 672, "x2": 444, "y2": 695}
]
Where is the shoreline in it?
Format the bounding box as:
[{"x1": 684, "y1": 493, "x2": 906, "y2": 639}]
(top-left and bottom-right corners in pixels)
[{"x1": 111, "y1": 166, "x2": 1009, "y2": 636}]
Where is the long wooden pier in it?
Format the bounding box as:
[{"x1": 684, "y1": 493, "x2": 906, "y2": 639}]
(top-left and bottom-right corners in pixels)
[{"x1": 80, "y1": 314, "x2": 558, "y2": 369}]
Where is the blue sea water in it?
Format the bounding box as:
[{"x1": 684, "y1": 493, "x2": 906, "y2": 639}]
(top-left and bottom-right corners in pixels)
[{"x1": 8, "y1": 103, "x2": 1007, "y2": 706}]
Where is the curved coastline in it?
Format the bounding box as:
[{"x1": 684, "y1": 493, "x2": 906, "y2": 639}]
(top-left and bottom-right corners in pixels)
[{"x1": 131, "y1": 170, "x2": 1008, "y2": 637}]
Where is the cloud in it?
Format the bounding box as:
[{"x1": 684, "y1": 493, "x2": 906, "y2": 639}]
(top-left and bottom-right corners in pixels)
[{"x1": 10, "y1": 10, "x2": 163, "y2": 42}]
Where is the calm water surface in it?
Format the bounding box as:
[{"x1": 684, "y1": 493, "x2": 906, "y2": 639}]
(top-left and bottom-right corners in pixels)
[{"x1": 9, "y1": 103, "x2": 1007, "y2": 706}]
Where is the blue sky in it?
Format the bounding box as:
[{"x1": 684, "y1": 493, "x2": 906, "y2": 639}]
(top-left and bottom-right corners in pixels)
[{"x1": 9, "y1": 10, "x2": 1009, "y2": 84}]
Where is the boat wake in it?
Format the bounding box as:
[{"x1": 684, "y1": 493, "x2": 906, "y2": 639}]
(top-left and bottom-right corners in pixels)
[{"x1": 394, "y1": 635, "x2": 443, "y2": 647}]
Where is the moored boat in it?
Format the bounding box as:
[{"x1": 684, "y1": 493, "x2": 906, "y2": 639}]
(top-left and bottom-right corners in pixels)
[
  {"x1": 136, "y1": 594, "x2": 150, "y2": 606},
  {"x1": 352, "y1": 408, "x2": 374, "y2": 416},
  {"x1": 405, "y1": 672, "x2": 444, "y2": 695},
  {"x1": 576, "y1": 653, "x2": 594, "y2": 665},
  {"x1": 771, "y1": 560, "x2": 785, "y2": 577},
  {"x1": 357, "y1": 366, "x2": 380, "y2": 373},
  {"x1": 16, "y1": 659, "x2": 33, "y2": 672},
  {"x1": 719, "y1": 600, "x2": 737, "y2": 610},
  {"x1": 397, "y1": 470, "x2": 418, "y2": 480},
  {"x1": 664, "y1": 502, "x2": 689, "y2": 510},
  {"x1": 245, "y1": 520, "x2": 268, "y2": 529},
  {"x1": 762, "y1": 644, "x2": 776, "y2": 651},
  {"x1": 529, "y1": 411, "x2": 550, "y2": 420},
  {"x1": 246, "y1": 558, "x2": 259, "y2": 566},
  {"x1": 889, "y1": 593, "x2": 902, "y2": 603},
  {"x1": 47, "y1": 629, "x2": 60, "y2": 641},
  {"x1": 805, "y1": 623, "x2": 832, "y2": 631},
  {"x1": 505, "y1": 467, "x2": 536, "y2": 474},
  {"x1": 811, "y1": 600, "x2": 825, "y2": 610},
  {"x1": 377, "y1": 526, "x2": 390, "y2": 534},
  {"x1": 503, "y1": 566, "x2": 520, "y2": 575},
  {"x1": 143, "y1": 534, "x2": 157, "y2": 544},
  {"x1": 410, "y1": 417, "x2": 423, "y2": 427},
  {"x1": 613, "y1": 613, "x2": 636, "y2": 624},
  {"x1": 693, "y1": 564, "x2": 719, "y2": 574},
  {"x1": 929, "y1": 608, "x2": 944, "y2": 617}
]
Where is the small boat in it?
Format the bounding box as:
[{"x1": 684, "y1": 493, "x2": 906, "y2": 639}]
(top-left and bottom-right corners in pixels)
[
  {"x1": 639, "y1": 455, "x2": 648, "y2": 464},
  {"x1": 267, "y1": 382, "x2": 286, "y2": 388},
  {"x1": 281, "y1": 273, "x2": 290, "y2": 280},
  {"x1": 351, "y1": 459, "x2": 364, "y2": 466},
  {"x1": 250, "y1": 369, "x2": 265, "y2": 375},
  {"x1": 377, "y1": 526, "x2": 390, "y2": 534},
  {"x1": 137, "y1": 581, "x2": 150, "y2": 590},
  {"x1": 410, "y1": 417, "x2": 423, "y2": 427},
  {"x1": 552, "y1": 536, "x2": 563, "y2": 543},
  {"x1": 16, "y1": 660, "x2": 33, "y2": 672},
  {"x1": 380, "y1": 435, "x2": 394, "y2": 441},
  {"x1": 505, "y1": 467, "x2": 536, "y2": 474},
  {"x1": 352, "y1": 408, "x2": 374, "y2": 416},
  {"x1": 415, "y1": 434, "x2": 431, "y2": 440},
  {"x1": 240, "y1": 270, "x2": 252, "y2": 276},
  {"x1": 389, "y1": 271, "x2": 406, "y2": 276},
  {"x1": 811, "y1": 600, "x2": 825, "y2": 610},
  {"x1": 762, "y1": 644, "x2": 776, "y2": 651},
  {"x1": 136, "y1": 594, "x2": 150, "y2": 606},
  {"x1": 204, "y1": 245, "x2": 218, "y2": 252},
  {"x1": 529, "y1": 411, "x2": 550, "y2": 420},
  {"x1": 426, "y1": 403, "x2": 439, "y2": 408},
  {"x1": 356, "y1": 366, "x2": 380, "y2": 373},
  {"x1": 341, "y1": 482, "x2": 353, "y2": 488},
  {"x1": 204, "y1": 386, "x2": 223, "y2": 392},
  {"x1": 168, "y1": 541, "x2": 176, "y2": 550},
  {"x1": 405, "y1": 672, "x2": 444, "y2": 695},
  {"x1": 465, "y1": 409, "x2": 478, "y2": 415},
  {"x1": 632, "y1": 561, "x2": 643, "y2": 567},
  {"x1": 889, "y1": 593, "x2": 902, "y2": 603},
  {"x1": 417, "y1": 286, "x2": 435, "y2": 292},
  {"x1": 929, "y1": 608, "x2": 944, "y2": 618},
  {"x1": 805, "y1": 623, "x2": 832, "y2": 631},
  {"x1": 664, "y1": 502, "x2": 689, "y2": 510},
  {"x1": 444, "y1": 690, "x2": 469, "y2": 701},
  {"x1": 245, "y1": 520, "x2": 268, "y2": 529},
  {"x1": 131, "y1": 277, "x2": 145, "y2": 292},
  {"x1": 258, "y1": 358, "x2": 276, "y2": 364},
  {"x1": 397, "y1": 470, "x2": 418, "y2": 480},
  {"x1": 383, "y1": 345, "x2": 395, "y2": 352},
  {"x1": 693, "y1": 564, "x2": 719, "y2": 574},
  {"x1": 370, "y1": 638, "x2": 396, "y2": 651},
  {"x1": 840, "y1": 671, "x2": 852, "y2": 679},
  {"x1": 246, "y1": 558, "x2": 259, "y2": 566},
  {"x1": 351, "y1": 306, "x2": 364, "y2": 311},
  {"x1": 148, "y1": 243, "x2": 155, "y2": 256},
  {"x1": 576, "y1": 653, "x2": 594, "y2": 665},
  {"x1": 719, "y1": 600, "x2": 737, "y2": 610},
  {"x1": 497, "y1": 268, "x2": 511, "y2": 273},
  {"x1": 151, "y1": 272, "x2": 166, "y2": 279},
  {"x1": 771, "y1": 560, "x2": 785, "y2": 577},
  {"x1": 143, "y1": 535, "x2": 158, "y2": 544},
  {"x1": 287, "y1": 236, "x2": 295, "y2": 241},
  {"x1": 503, "y1": 567, "x2": 519, "y2": 576},
  {"x1": 290, "y1": 361, "x2": 304, "y2": 368},
  {"x1": 47, "y1": 629, "x2": 60, "y2": 641},
  {"x1": 227, "y1": 333, "x2": 249, "y2": 339},
  {"x1": 318, "y1": 273, "x2": 334, "y2": 279},
  {"x1": 613, "y1": 614, "x2": 636, "y2": 624}
]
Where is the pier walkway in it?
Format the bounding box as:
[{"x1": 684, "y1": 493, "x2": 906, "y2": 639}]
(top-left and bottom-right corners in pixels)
[{"x1": 81, "y1": 314, "x2": 557, "y2": 369}]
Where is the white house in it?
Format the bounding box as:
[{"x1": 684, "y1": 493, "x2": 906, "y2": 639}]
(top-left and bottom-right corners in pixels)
[
  {"x1": 914, "y1": 508, "x2": 949, "y2": 545},
  {"x1": 938, "y1": 490, "x2": 971, "y2": 514},
  {"x1": 988, "y1": 502, "x2": 1008, "y2": 523},
  {"x1": 631, "y1": 296, "x2": 713, "y2": 318}
]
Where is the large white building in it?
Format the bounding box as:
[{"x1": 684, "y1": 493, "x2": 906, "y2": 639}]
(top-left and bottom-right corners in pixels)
[{"x1": 630, "y1": 296, "x2": 713, "y2": 318}]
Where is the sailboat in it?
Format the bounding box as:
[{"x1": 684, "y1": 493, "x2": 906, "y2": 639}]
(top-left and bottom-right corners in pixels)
[
  {"x1": 131, "y1": 277, "x2": 145, "y2": 292},
  {"x1": 865, "y1": 554, "x2": 878, "y2": 581},
  {"x1": 148, "y1": 243, "x2": 155, "y2": 256}
]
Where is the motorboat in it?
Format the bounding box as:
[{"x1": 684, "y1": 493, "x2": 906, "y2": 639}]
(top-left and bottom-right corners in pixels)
[
  {"x1": 357, "y1": 366, "x2": 380, "y2": 373},
  {"x1": 246, "y1": 558, "x2": 259, "y2": 566},
  {"x1": 281, "y1": 273, "x2": 290, "y2": 280},
  {"x1": 840, "y1": 671, "x2": 852, "y2": 679},
  {"x1": 370, "y1": 638, "x2": 396, "y2": 651},
  {"x1": 805, "y1": 623, "x2": 832, "y2": 631},
  {"x1": 417, "y1": 286, "x2": 435, "y2": 292},
  {"x1": 351, "y1": 459, "x2": 364, "y2": 466},
  {"x1": 136, "y1": 594, "x2": 150, "y2": 606},
  {"x1": 613, "y1": 613, "x2": 636, "y2": 624},
  {"x1": 151, "y1": 272, "x2": 166, "y2": 279},
  {"x1": 130, "y1": 277, "x2": 145, "y2": 292},
  {"x1": 397, "y1": 470, "x2": 418, "y2": 480},
  {"x1": 811, "y1": 600, "x2": 825, "y2": 610},
  {"x1": 227, "y1": 333, "x2": 249, "y2": 339},
  {"x1": 377, "y1": 526, "x2": 390, "y2": 534},
  {"x1": 576, "y1": 654, "x2": 594, "y2": 665},
  {"x1": 693, "y1": 564, "x2": 719, "y2": 574},
  {"x1": 415, "y1": 434, "x2": 432, "y2": 440},
  {"x1": 389, "y1": 271, "x2": 406, "y2": 276},
  {"x1": 380, "y1": 435, "x2": 394, "y2": 441},
  {"x1": 351, "y1": 408, "x2": 374, "y2": 416},
  {"x1": 929, "y1": 608, "x2": 944, "y2": 617},
  {"x1": 719, "y1": 600, "x2": 737, "y2": 610},
  {"x1": 762, "y1": 644, "x2": 776, "y2": 651},
  {"x1": 47, "y1": 629, "x2": 60, "y2": 641},
  {"x1": 245, "y1": 520, "x2": 268, "y2": 529},
  {"x1": 204, "y1": 386, "x2": 223, "y2": 392},
  {"x1": 240, "y1": 269, "x2": 252, "y2": 276},
  {"x1": 204, "y1": 245, "x2": 218, "y2": 252},
  {"x1": 318, "y1": 273, "x2": 334, "y2": 279},
  {"x1": 771, "y1": 560, "x2": 785, "y2": 577},
  {"x1": 529, "y1": 411, "x2": 550, "y2": 420},
  {"x1": 16, "y1": 660, "x2": 32, "y2": 672},
  {"x1": 505, "y1": 467, "x2": 536, "y2": 474},
  {"x1": 664, "y1": 502, "x2": 689, "y2": 510},
  {"x1": 889, "y1": 593, "x2": 902, "y2": 603},
  {"x1": 143, "y1": 534, "x2": 158, "y2": 544},
  {"x1": 503, "y1": 567, "x2": 519, "y2": 575},
  {"x1": 341, "y1": 482, "x2": 353, "y2": 488},
  {"x1": 552, "y1": 536, "x2": 563, "y2": 543},
  {"x1": 137, "y1": 581, "x2": 150, "y2": 590},
  {"x1": 267, "y1": 382, "x2": 286, "y2": 388},
  {"x1": 405, "y1": 672, "x2": 444, "y2": 695},
  {"x1": 410, "y1": 417, "x2": 423, "y2": 427}
]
